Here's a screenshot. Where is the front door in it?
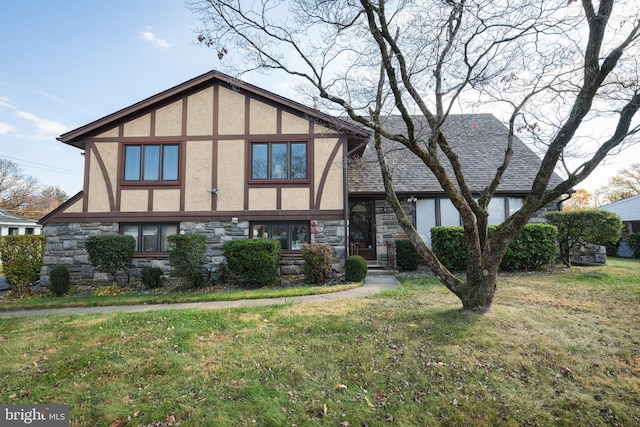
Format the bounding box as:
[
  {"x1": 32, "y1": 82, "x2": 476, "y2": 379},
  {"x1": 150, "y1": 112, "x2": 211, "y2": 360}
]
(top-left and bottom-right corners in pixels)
[{"x1": 349, "y1": 198, "x2": 376, "y2": 260}]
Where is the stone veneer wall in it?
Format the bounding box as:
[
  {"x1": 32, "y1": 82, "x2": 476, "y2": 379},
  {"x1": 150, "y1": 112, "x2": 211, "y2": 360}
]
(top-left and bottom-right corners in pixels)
[{"x1": 40, "y1": 219, "x2": 347, "y2": 286}]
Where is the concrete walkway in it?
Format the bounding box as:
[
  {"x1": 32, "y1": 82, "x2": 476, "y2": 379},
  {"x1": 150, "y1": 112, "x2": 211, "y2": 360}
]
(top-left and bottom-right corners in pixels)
[{"x1": 0, "y1": 274, "x2": 400, "y2": 318}]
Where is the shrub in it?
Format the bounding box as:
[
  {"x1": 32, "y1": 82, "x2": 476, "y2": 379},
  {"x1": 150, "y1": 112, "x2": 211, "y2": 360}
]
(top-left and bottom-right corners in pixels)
[
  {"x1": 431, "y1": 224, "x2": 558, "y2": 271},
  {"x1": 302, "y1": 243, "x2": 333, "y2": 285},
  {"x1": 85, "y1": 234, "x2": 136, "y2": 283},
  {"x1": 546, "y1": 209, "x2": 622, "y2": 266},
  {"x1": 501, "y1": 224, "x2": 558, "y2": 271},
  {"x1": 396, "y1": 239, "x2": 418, "y2": 271},
  {"x1": 167, "y1": 234, "x2": 207, "y2": 288},
  {"x1": 49, "y1": 265, "x2": 70, "y2": 296},
  {"x1": 627, "y1": 232, "x2": 640, "y2": 259},
  {"x1": 431, "y1": 227, "x2": 467, "y2": 271},
  {"x1": 140, "y1": 266, "x2": 164, "y2": 289},
  {"x1": 345, "y1": 255, "x2": 368, "y2": 282},
  {"x1": 0, "y1": 235, "x2": 46, "y2": 298},
  {"x1": 223, "y1": 239, "x2": 280, "y2": 288}
]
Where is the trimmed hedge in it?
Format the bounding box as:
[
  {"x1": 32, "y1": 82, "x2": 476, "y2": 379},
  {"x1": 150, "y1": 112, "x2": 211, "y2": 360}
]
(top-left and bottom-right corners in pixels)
[
  {"x1": 167, "y1": 234, "x2": 207, "y2": 287},
  {"x1": 302, "y1": 243, "x2": 333, "y2": 285},
  {"x1": 223, "y1": 239, "x2": 281, "y2": 288},
  {"x1": 431, "y1": 224, "x2": 558, "y2": 271},
  {"x1": 0, "y1": 234, "x2": 46, "y2": 297},
  {"x1": 85, "y1": 234, "x2": 136, "y2": 283},
  {"x1": 627, "y1": 232, "x2": 640, "y2": 258},
  {"x1": 396, "y1": 239, "x2": 419, "y2": 271},
  {"x1": 345, "y1": 255, "x2": 368, "y2": 282}
]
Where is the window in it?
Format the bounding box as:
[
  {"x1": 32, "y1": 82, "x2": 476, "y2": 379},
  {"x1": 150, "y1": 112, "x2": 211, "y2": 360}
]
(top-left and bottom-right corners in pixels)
[
  {"x1": 8, "y1": 227, "x2": 19, "y2": 235},
  {"x1": 251, "y1": 141, "x2": 308, "y2": 180},
  {"x1": 250, "y1": 222, "x2": 309, "y2": 251},
  {"x1": 25, "y1": 228, "x2": 35, "y2": 235},
  {"x1": 124, "y1": 144, "x2": 179, "y2": 182},
  {"x1": 121, "y1": 223, "x2": 178, "y2": 252}
]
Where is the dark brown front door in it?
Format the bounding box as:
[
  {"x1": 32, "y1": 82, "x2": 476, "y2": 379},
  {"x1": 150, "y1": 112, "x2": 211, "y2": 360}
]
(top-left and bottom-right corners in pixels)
[{"x1": 349, "y1": 198, "x2": 376, "y2": 260}]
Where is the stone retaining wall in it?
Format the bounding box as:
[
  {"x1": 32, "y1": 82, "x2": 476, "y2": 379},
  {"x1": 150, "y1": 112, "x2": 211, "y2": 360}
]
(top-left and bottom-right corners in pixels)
[{"x1": 40, "y1": 219, "x2": 347, "y2": 286}]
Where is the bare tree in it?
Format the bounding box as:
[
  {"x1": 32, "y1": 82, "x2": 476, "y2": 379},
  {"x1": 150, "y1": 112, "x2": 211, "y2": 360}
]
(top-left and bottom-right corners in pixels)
[
  {"x1": 0, "y1": 158, "x2": 69, "y2": 219},
  {"x1": 188, "y1": 0, "x2": 640, "y2": 311}
]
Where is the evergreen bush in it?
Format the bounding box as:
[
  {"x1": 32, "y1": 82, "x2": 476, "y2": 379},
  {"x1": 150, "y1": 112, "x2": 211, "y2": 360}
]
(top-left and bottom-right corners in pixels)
[
  {"x1": 301, "y1": 243, "x2": 333, "y2": 285},
  {"x1": 627, "y1": 232, "x2": 640, "y2": 258},
  {"x1": 546, "y1": 209, "x2": 622, "y2": 266},
  {"x1": 431, "y1": 224, "x2": 558, "y2": 271},
  {"x1": 0, "y1": 235, "x2": 46, "y2": 297},
  {"x1": 345, "y1": 255, "x2": 368, "y2": 282},
  {"x1": 49, "y1": 265, "x2": 70, "y2": 296},
  {"x1": 223, "y1": 239, "x2": 280, "y2": 288},
  {"x1": 167, "y1": 234, "x2": 207, "y2": 288},
  {"x1": 85, "y1": 234, "x2": 136, "y2": 283},
  {"x1": 396, "y1": 239, "x2": 418, "y2": 271},
  {"x1": 140, "y1": 266, "x2": 164, "y2": 289}
]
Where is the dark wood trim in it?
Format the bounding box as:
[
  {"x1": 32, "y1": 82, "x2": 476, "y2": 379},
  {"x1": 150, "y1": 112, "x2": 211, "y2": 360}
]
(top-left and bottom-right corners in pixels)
[
  {"x1": 181, "y1": 97, "x2": 188, "y2": 137},
  {"x1": 150, "y1": 110, "x2": 156, "y2": 137},
  {"x1": 82, "y1": 141, "x2": 91, "y2": 212},
  {"x1": 277, "y1": 188, "x2": 282, "y2": 210},
  {"x1": 277, "y1": 108, "x2": 282, "y2": 135},
  {"x1": 43, "y1": 209, "x2": 345, "y2": 224},
  {"x1": 148, "y1": 189, "x2": 154, "y2": 211}
]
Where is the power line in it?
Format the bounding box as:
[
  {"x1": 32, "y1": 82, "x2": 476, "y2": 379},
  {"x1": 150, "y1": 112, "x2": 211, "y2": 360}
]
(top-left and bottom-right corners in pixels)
[{"x1": 0, "y1": 154, "x2": 82, "y2": 175}]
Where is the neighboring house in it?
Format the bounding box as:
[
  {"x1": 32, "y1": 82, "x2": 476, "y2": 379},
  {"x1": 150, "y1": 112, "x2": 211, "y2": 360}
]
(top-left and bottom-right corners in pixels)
[
  {"x1": 39, "y1": 70, "x2": 559, "y2": 285},
  {"x1": 599, "y1": 194, "x2": 640, "y2": 257},
  {"x1": 0, "y1": 208, "x2": 42, "y2": 236}
]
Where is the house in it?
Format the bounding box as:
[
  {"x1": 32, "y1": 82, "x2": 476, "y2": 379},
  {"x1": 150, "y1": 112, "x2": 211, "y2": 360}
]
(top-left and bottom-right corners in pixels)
[
  {"x1": 40, "y1": 70, "x2": 558, "y2": 285},
  {"x1": 0, "y1": 208, "x2": 41, "y2": 236},
  {"x1": 599, "y1": 194, "x2": 640, "y2": 257}
]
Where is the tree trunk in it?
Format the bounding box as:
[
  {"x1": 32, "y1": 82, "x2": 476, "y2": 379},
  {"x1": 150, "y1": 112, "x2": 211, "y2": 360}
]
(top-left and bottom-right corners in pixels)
[{"x1": 456, "y1": 262, "x2": 500, "y2": 313}]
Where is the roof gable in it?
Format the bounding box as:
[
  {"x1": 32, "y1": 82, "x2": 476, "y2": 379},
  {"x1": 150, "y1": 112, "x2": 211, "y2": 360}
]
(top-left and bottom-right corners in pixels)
[{"x1": 58, "y1": 70, "x2": 369, "y2": 148}]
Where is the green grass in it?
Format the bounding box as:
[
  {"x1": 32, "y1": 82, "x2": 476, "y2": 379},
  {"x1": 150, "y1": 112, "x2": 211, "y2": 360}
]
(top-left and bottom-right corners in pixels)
[
  {"x1": 1, "y1": 258, "x2": 639, "y2": 426},
  {"x1": 0, "y1": 283, "x2": 361, "y2": 311}
]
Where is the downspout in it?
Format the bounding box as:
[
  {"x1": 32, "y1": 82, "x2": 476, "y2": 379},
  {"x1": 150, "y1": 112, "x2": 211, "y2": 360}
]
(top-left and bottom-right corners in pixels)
[{"x1": 344, "y1": 139, "x2": 369, "y2": 260}]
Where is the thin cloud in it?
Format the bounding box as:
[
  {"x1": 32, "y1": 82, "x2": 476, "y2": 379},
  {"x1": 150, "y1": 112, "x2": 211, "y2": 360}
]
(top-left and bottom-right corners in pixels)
[
  {"x1": 15, "y1": 111, "x2": 70, "y2": 138},
  {"x1": 0, "y1": 122, "x2": 19, "y2": 135},
  {"x1": 140, "y1": 30, "x2": 173, "y2": 49}
]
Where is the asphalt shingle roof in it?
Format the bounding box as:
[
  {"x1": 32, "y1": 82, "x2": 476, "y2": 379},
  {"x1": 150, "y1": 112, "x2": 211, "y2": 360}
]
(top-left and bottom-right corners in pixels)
[{"x1": 348, "y1": 113, "x2": 560, "y2": 194}]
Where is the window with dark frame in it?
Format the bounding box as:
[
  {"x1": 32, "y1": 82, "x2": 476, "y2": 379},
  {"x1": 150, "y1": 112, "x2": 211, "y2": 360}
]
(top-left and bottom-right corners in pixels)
[
  {"x1": 251, "y1": 141, "x2": 308, "y2": 181},
  {"x1": 123, "y1": 144, "x2": 179, "y2": 183},
  {"x1": 250, "y1": 221, "x2": 310, "y2": 252},
  {"x1": 120, "y1": 223, "x2": 178, "y2": 253}
]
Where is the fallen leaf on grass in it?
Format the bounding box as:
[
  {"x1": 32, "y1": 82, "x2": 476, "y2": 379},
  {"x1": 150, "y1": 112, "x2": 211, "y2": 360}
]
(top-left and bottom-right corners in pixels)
[
  {"x1": 375, "y1": 390, "x2": 387, "y2": 404},
  {"x1": 122, "y1": 395, "x2": 133, "y2": 405},
  {"x1": 110, "y1": 417, "x2": 125, "y2": 427},
  {"x1": 334, "y1": 384, "x2": 348, "y2": 391},
  {"x1": 364, "y1": 396, "x2": 376, "y2": 408}
]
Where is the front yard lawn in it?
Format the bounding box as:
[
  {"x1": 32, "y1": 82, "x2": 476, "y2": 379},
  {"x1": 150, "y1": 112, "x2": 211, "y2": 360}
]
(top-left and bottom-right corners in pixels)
[{"x1": 0, "y1": 258, "x2": 638, "y2": 426}]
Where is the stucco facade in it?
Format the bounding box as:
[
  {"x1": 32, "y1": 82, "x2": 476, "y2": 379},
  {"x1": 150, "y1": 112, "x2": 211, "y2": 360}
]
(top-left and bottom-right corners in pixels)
[{"x1": 40, "y1": 71, "x2": 368, "y2": 284}]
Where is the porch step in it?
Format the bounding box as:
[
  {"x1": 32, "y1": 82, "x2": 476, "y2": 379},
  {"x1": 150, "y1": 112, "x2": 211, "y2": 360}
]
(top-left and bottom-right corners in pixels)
[{"x1": 367, "y1": 264, "x2": 394, "y2": 275}]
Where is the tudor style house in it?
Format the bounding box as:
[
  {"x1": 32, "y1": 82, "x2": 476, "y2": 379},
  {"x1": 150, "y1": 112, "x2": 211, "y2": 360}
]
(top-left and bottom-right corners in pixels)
[{"x1": 40, "y1": 70, "x2": 559, "y2": 285}]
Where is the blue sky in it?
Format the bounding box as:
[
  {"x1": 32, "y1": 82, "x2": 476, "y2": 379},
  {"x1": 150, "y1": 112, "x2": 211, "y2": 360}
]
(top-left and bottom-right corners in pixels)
[
  {"x1": 0, "y1": 1, "x2": 637, "y2": 199},
  {"x1": 0, "y1": 1, "x2": 294, "y2": 197}
]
